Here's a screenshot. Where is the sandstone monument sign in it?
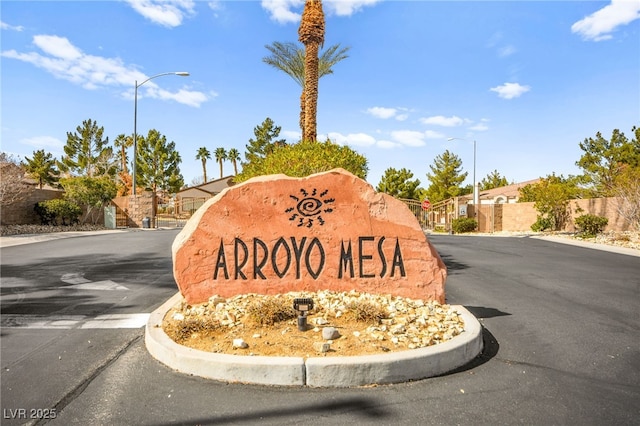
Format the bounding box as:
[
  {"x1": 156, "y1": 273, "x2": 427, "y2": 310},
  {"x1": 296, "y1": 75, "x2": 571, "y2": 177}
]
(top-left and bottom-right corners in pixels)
[{"x1": 172, "y1": 168, "x2": 447, "y2": 305}]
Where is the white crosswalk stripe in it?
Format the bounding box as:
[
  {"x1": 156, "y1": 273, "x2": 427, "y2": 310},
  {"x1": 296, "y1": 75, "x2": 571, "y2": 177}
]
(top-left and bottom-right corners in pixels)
[{"x1": 0, "y1": 313, "x2": 150, "y2": 329}]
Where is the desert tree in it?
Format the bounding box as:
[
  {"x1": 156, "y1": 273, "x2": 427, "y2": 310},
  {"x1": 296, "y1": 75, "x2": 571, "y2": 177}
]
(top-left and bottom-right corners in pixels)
[
  {"x1": 227, "y1": 148, "x2": 241, "y2": 175},
  {"x1": 376, "y1": 168, "x2": 424, "y2": 200},
  {"x1": 480, "y1": 170, "x2": 509, "y2": 190},
  {"x1": 214, "y1": 147, "x2": 227, "y2": 179},
  {"x1": 298, "y1": 0, "x2": 325, "y2": 142},
  {"x1": 135, "y1": 129, "x2": 184, "y2": 193},
  {"x1": 60, "y1": 119, "x2": 116, "y2": 178},
  {"x1": 196, "y1": 147, "x2": 211, "y2": 183},
  {"x1": 425, "y1": 150, "x2": 468, "y2": 203},
  {"x1": 0, "y1": 152, "x2": 33, "y2": 209},
  {"x1": 23, "y1": 149, "x2": 60, "y2": 189},
  {"x1": 263, "y1": 41, "x2": 349, "y2": 137},
  {"x1": 576, "y1": 127, "x2": 640, "y2": 197},
  {"x1": 244, "y1": 117, "x2": 287, "y2": 164}
]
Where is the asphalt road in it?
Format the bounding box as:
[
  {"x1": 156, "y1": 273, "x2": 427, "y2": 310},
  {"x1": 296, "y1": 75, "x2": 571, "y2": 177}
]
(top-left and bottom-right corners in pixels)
[{"x1": 1, "y1": 230, "x2": 638, "y2": 426}]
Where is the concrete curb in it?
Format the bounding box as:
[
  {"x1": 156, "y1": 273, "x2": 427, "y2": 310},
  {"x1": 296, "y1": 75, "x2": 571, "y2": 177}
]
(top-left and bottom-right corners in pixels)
[
  {"x1": 531, "y1": 235, "x2": 640, "y2": 257},
  {"x1": 145, "y1": 293, "x2": 483, "y2": 387}
]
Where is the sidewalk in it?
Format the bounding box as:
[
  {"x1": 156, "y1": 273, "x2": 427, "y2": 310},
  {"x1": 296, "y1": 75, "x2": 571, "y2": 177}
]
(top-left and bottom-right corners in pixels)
[{"x1": 531, "y1": 234, "x2": 640, "y2": 257}]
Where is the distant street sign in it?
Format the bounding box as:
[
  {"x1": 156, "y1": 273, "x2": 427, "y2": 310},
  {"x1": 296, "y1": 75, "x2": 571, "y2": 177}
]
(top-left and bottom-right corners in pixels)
[{"x1": 421, "y1": 199, "x2": 431, "y2": 210}]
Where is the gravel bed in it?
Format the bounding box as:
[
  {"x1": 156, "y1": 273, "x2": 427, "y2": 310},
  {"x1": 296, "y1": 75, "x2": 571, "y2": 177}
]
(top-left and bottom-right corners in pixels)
[{"x1": 0, "y1": 224, "x2": 108, "y2": 236}]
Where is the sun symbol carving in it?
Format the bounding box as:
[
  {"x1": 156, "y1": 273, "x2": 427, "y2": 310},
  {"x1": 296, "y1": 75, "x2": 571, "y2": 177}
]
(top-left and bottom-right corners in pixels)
[{"x1": 284, "y1": 188, "x2": 335, "y2": 228}]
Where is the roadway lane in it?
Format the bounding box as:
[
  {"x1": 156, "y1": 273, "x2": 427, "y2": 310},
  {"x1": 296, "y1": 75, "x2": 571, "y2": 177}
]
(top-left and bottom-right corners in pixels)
[
  {"x1": 2, "y1": 232, "x2": 639, "y2": 425},
  {"x1": 1, "y1": 229, "x2": 180, "y2": 425}
]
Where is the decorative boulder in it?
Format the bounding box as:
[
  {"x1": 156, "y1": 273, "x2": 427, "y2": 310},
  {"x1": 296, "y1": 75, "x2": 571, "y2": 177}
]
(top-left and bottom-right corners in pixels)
[{"x1": 172, "y1": 168, "x2": 447, "y2": 305}]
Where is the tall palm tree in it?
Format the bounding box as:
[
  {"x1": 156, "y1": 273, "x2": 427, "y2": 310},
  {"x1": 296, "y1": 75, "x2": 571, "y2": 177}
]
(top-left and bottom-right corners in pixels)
[
  {"x1": 196, "y1": 147, "x2": 211, "y2": 183},
  {"x1": 298, "y1": 0, "x2": 325, "y2": 142},
  {"x1": 263, "y1": 42, "x2": 349, "y2": 139},
  {"x1": 113, "y1": 134, "x2": 133, "y2": 173},
  {"x1": 227, "y1": 148, "x2": 240, "y2": 175},
  {"x1": 214, "y1": 147, "x2": 227, "y2": 178}
]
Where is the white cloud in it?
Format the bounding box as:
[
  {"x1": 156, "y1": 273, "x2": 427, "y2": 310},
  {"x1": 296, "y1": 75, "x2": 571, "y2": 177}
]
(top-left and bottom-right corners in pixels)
[
  {"x1": 33, "y1": 35, "x2": 82, "y2": 60},
  {"x1": 208, "y1": 1, "x2": 224, "y2": 17},
  {"x1": 282, "y1": 129, "x2": 302, "y2": 141},
  {"x1": 2, "y1": 35, "x2": 209, "y2": 107},
  {"x1": 490, "y1": 82, "x2": 531, "y2": 99},
  {"x1": 377, "y1": 140, "x2": 401, "y2": 149},
  {"x1": 572, "y1": 0, "x2": 640, "y2": 41},
  {"x1": 147, "y1": 87, "x2": 213, "y2": 108},
  {"x1": 261, "y1": 0, "x2": 304, "y2": 24},
  {"x1": 420, "y1": 115, "x2": 466, "y2": 127},
  {"x1": 424, "y1": 130, "x2": 444, "y2": 139},
  {"x1": 20, "y1": 136, "x2": 64, "y2": 150},
  {"x1": 125, "y1": 0, "x2": 196, "y2": 28},
  {"x1": 366, "y1": 106, "x2": 410, "y2": 121},
  {"x1": 262, "y1": 0, "x2": 381, "y2": 23},
  {"x1": 1, "y1": 21, "x2": 24, "y2": 32},
  {"x1": 390, "y1": 130, "x2": 427, "y2": 147},
  {"x1": 498, "y1": 45, "x2": 517, "y2": 57},
  {"x1": 328, "y1": 132, "x2": 376, "y2": 147},
  {"x1": 326, "y1": 128, "x2": 444, "y2": 150},
  {"x1": 330, "y1": 0, "x2": 382, "y2": 16},
  {"x1": 469, "y1": 122, "x2": 489, "y2": 132},
  {"x1": 366, "y1": 107, "x2": 397, "y2": 119}
]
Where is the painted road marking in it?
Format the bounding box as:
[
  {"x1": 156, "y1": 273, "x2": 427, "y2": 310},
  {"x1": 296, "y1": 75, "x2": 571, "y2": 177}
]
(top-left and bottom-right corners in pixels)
[
  {"x1": 60, "y1": 273, "x2": 129, "y2": 290},
  {"x1": 0, "y1": 313, "x2": 150, "y2": 329}
]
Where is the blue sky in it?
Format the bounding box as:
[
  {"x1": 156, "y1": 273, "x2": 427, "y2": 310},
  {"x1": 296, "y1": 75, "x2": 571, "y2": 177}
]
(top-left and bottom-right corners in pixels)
[{"x1": 2, "y1": 0, "x2": 639, "y2": 189}]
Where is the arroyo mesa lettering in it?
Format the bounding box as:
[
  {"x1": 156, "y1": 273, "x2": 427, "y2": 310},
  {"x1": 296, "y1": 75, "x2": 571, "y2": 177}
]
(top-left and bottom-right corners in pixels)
[{"x1": 213, "y1": 236, "x2": 406, "y2": 281}]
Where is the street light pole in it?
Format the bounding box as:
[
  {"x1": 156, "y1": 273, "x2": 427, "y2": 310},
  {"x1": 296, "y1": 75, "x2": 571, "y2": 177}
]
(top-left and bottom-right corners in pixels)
[
  {"x1": 132, "y1": 71, "x2": 189, "y2": 196},
  {"x1": 447, "y1": 137, "x2": 478, "y2": 207}
]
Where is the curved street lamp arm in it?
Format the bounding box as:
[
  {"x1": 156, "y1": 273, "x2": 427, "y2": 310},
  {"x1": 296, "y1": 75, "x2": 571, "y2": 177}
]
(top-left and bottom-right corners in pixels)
[{"x1": 136, "y1": 71, "x2": 190, "y2": 88}]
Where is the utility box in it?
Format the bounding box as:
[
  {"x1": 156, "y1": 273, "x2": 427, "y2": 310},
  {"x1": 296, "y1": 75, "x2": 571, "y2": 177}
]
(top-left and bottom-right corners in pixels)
[{"x1": 104, "y1": 206, "x2": 116, "y2": 229}]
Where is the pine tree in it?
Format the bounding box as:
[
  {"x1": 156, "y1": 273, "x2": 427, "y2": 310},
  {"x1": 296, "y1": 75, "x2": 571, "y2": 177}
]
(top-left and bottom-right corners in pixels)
[
  {"x1": 480, "y1": 170, "x2": 509, "y2": 190},
  {"x1": 135, "y1": 129, "x2": 184, "y2": 193},
  {"x1": 60, "y1": 119, "x2": 116, "y2": 178},
  {"x1": 425, "y1": 150, "x2": 468, "y2": 203},
  {"x1": 376, "y1": 168, "x2": 423, "y2": 200},
  {"x1": 245, "y1": 118, "x2": 287, "y2": 163},
  {"x1": 576, "y1": 127, "x2": 640, "y2": 196},
  {"x1": 23, "y1": 149, "x2": 60, "y2": 189}
]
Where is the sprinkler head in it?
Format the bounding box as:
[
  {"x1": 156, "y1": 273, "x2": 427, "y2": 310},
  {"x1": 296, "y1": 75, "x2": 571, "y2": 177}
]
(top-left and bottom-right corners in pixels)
[{"x1": 293, "y1": 298, "x2": 314, "y2": 331}]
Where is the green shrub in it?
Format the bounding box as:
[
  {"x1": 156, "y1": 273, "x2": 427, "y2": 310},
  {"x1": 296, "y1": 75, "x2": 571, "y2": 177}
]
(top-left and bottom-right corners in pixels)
[
  {"x1": 34, "y1": 199, "x2": 82, "y2": 225},
  {"x1": 575, "y1": 214, "x2": 608, "y2": 237},
  {"x1": 531, "y1": 216, "x2": 553, "y2": 232},
  {"x1": 34, "y1": 202, "x2": 56, "y2": 225},
  {"x1": 452, "y1": 217, "x2": 477, "y2": 233},
  {"x1": 235, "y1": 139, "x2": 368, "y2": 183}
]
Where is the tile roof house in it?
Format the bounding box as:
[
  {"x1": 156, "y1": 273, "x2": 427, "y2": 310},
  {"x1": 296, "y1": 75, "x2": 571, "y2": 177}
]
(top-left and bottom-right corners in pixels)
[
  {"x1": 474, "y1": 179, "x2": 540, "y2": 204},
  {"x1": 174, "y1": 175, "x2": 235, "y2": 214}
]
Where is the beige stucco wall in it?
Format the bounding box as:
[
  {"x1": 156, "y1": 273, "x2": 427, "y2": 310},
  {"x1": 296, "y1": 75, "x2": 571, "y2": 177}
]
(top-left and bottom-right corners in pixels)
[
  {"x1": 0, "y1": 188, "x2": 63, "y2": 225},
  {"x1": 500, "y1": 197, "x2": 631, "y2": 232}
]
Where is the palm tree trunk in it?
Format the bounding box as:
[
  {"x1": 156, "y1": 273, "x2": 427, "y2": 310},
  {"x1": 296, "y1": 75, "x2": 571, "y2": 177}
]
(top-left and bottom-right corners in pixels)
[
  {"x1": 298, "y1": 0, "x2": 324, "y2": 143},
  {"x1": 304, "y1": 42, "x2": 320, "y2": 142},
  {"x1": 201, "y1": 159, "x2": 207, "y2": 183},
  {"x1": 299, "y1": 90, "x2": 306, "y2": 138}
]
